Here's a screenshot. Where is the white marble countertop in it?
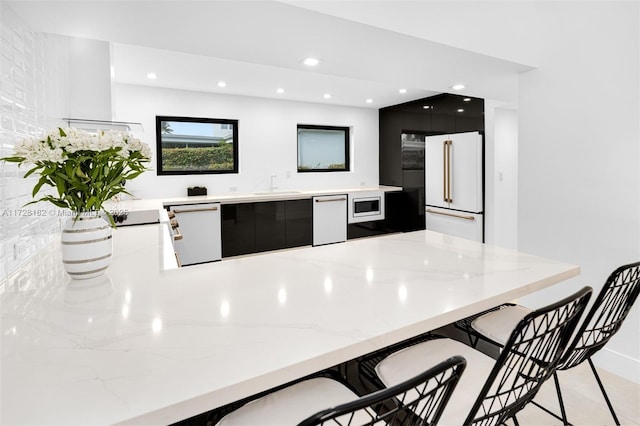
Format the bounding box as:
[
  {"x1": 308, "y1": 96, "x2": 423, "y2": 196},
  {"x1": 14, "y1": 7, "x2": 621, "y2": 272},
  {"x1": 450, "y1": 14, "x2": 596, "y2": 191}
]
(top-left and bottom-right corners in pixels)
[
  {"x1": 106, "y1": 185, "x2": 402, "y2": 214},
  {"x1": 0, "y1": 224, "x2": 579, "y2": 425}
]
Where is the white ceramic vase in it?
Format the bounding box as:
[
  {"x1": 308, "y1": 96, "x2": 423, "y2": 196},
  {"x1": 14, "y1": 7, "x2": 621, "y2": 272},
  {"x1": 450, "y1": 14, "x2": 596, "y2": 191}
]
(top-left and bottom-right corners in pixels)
[{"x1": 61, "y1": 211, "x2": 113, "y2": 279}]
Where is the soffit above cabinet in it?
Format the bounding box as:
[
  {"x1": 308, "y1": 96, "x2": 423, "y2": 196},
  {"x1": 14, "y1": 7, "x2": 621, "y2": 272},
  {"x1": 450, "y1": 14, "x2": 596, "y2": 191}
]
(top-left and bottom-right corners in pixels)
[{"x1": 7, "y1": 0, "x2": 533, "y2": 106}]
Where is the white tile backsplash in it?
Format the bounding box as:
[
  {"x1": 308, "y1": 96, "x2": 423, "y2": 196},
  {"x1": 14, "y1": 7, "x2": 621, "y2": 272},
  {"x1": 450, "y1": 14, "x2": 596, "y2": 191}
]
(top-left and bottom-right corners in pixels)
[{"x1": 0, "y1": 3, "x2": 69, "y2": 283}]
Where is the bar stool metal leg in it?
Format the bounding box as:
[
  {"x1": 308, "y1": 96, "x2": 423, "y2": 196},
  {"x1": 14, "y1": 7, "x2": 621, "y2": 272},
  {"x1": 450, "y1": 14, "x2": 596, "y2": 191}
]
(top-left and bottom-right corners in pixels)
[
  {"x1": 588, "y1": 358, "x2": 621, "y2": 426},
  {"x1": 553, "y1": 372, "x2": 570, "y2": 425}
]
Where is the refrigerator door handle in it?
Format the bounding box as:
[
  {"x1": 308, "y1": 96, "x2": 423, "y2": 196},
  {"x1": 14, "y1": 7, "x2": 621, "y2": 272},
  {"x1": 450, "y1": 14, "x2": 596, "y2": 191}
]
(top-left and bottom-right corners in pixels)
[
  {"x1": 426, "y1": 208, "x2": 475, "y2": 221},
  {"x1": 443, "y1": 140, "x2": 448, "y2": 202},
  {"x1": 443, "y1": 139, "x2": 452, "y2": 203},
  {"x1": 446, "y1": 140, "x2": 452, "y2": 203}
]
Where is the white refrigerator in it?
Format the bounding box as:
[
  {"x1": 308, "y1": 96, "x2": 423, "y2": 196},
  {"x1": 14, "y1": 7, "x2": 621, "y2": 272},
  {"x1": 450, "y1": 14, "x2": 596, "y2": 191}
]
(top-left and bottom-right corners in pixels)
[{"x1": 424, "y1": 131, "x2": 483, "y2": 242}]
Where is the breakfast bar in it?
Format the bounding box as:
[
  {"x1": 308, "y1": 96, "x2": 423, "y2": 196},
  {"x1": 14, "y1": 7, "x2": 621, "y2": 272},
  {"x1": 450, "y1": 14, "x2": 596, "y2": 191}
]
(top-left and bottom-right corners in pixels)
[{"x1": 0, "y1": 222, "x2": 579, "y2": 425}]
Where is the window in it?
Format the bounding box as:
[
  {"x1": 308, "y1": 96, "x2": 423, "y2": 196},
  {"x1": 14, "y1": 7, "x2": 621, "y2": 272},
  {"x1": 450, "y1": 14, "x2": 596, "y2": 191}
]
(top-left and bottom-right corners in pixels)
[
  {"x1": 156, "y1": 116, "x2": 238, "y2": 175},
  {"x1": 297, "y1": 125, "x2": 350, "y2": 172}
]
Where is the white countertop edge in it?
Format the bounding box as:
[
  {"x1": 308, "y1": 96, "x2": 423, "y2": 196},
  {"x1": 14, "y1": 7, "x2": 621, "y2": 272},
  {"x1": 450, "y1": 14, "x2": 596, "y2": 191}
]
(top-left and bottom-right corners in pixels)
[{"x1": 105, "y1": 185, "x2": 402, "y2": 213}]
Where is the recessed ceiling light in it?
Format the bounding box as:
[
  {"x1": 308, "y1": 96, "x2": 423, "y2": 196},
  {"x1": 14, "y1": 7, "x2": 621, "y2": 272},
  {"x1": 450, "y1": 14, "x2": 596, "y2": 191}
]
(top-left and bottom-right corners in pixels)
[
  {"x1": 277, "y1": 88, "x2": 284, "y2": 94},
  {"x1": 146, "y1": 72, "x2": 157, "y2": 80},
  {"x1": 457, "y1": 109, "x2": 464, "y2": 112},
  {"x1": 217, "y1": 81, "x2": 227, "y2": 88},
  {"x1": 399, "y1": 88, "x2": 407, "y2": 94},
  {"x1": 366, "y1": 98, "x2": 373, "y2": 104},
  {"x1": 423, "y1": 105, "x2": 431, "y2": 109},
  {"x1": 450, "y1": 83, "x2": 465, "y2": 91},
  {"x1": 303, "y1": 57, "x2": 320, "y2": 66},
  {"x1": 463, "y1": 98, "x2": 471, "y2": 102},
  {"x1": 323, "y1": 93, "x2": 332, "y2": 99}
]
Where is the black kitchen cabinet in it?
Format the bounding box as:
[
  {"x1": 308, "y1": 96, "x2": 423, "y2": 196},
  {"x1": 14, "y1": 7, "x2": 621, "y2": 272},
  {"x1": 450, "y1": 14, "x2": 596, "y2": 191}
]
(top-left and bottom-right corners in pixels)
[
  {"x1": 379, "y1": 109, "x2": 403, "y2": 187},
  {"x1": 379, "y1": 93, "x2": 484, "y2": 232},
  {"x1": 255, "y1": 201, "x2": 286, "y2": 252},
  {"x1": 347, "y1": 221, "x2": 387, "y2": 239},
  {"x1": 403, "y1": 169, "x2": 426, "y2": 232},
  {"x1": 285, "y1": 199, "x2": 312, "y2": 248},
  {"x1": 221, "y1": 203, "x2": 256, "y2": 257},
  {"x1": 401, "y1": 108, "x2": 429, "y2": 134},
  {"x1": 222, "y1": 199, "x2": 312, "y2": 258},
  {"x1": 431, "y1": 108, "x2": 457, "y2": 134}
]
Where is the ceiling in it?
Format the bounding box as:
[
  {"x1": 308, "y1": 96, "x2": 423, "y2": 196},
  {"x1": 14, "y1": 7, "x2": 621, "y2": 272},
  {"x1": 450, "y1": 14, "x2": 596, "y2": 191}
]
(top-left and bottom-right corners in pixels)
[{"x1": 6, "y1": 0, "x2": 534, "y2": 109}]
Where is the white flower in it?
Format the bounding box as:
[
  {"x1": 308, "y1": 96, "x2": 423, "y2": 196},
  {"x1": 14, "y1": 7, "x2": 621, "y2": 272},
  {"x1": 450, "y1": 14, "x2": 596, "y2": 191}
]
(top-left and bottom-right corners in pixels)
[
  {"x1": 8, "y1": 127, "x2": 152, "y2": 165},
  {"x1": 2, "y1": 126, "x2": 152, "y2": 214}
]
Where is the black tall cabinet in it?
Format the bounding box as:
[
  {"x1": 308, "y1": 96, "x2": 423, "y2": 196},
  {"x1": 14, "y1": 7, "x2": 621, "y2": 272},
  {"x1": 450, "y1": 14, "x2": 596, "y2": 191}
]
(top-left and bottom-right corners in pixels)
[{"x1": 380, "y1": 93, "x2": 485, "y2": 232}]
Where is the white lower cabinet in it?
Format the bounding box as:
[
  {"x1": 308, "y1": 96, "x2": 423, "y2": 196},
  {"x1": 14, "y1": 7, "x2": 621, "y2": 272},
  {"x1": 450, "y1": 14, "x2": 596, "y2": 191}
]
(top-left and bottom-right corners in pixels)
[
  {"x1": 170, "y1": 203, "x2": 222, "y2": 266},
  {"x1": 313, "y1": 195, "x2": 347, "y2": 246},
  {"x1": 425, "y1": 206, "x2": 483, "y2": 242}
]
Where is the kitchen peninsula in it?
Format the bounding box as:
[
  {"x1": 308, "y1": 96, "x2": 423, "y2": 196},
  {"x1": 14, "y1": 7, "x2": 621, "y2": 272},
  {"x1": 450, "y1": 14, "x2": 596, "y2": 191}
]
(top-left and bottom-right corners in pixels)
[
  {"x1": 111, "y1": 185, "x2": 402, "y2": 263},
  {"x1": 0, "y1": 207, "x2": 579, "y2": 425}
]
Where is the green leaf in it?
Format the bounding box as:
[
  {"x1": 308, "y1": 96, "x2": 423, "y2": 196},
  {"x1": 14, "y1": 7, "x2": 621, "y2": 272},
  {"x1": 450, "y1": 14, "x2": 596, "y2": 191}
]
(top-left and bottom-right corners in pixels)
[
  {"x1": 32, "y1": 176, "x2": 48, "y2": 197},
  {"x1": 54, "y1": 175, "x2": 67, "y2": 196},
  {"x1": 23, "y1": 166, "x2": 42, "y2": 178},
  {"x1": 0, "y1": 156, "x2": 26, "y2": 163}
]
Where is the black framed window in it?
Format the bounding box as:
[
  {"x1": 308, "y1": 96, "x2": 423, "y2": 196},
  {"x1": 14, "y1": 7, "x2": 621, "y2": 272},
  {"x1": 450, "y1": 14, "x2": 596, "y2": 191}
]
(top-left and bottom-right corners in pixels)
[
  {"x1": 156, "y1": 115, "x2": 238, "y2": 175},
  {"x1": 297, "y1": 124, "x2": 350, "y2": 172}
]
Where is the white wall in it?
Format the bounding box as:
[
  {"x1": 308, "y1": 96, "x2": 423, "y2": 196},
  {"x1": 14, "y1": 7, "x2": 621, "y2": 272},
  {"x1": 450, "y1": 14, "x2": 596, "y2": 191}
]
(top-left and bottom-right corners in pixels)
[
  {"x1": 0, "y1": 4, "x2": 69, "y2": 283},
  {"x1": 113, "y1": 84, "x2": 379, "y2": 198},
  {"x1": 484, "y1": 101, "x2": 518, "y2": 250},
  {"x1": 492, "y1": 108, "x2": 518, "y2": 250},
  {"x1": 68, "y1": 37, "x2": 112, "y2": 121},
  {"x1": 517, "y1": 2, "x2": 640, "y2": 381}
]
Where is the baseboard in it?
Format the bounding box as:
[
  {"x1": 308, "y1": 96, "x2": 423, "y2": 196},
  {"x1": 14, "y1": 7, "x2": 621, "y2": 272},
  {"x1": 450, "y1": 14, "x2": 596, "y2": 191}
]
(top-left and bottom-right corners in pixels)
[{"x1": 593, "y1": 347, "x2": 640, "y2": 384}]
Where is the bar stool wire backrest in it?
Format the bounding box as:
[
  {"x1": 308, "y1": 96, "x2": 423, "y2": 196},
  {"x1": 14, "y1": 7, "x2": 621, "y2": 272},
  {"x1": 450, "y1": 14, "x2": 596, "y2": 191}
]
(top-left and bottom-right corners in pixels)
[
  {"x1": 558, "y1": 261, "x2": 640, "y2": 371},
  {"x1": 465, "y1": 286, "x2": 592, "y2": 426},
  {"x1": 298, "y1": 356, "x2": 466, "y2": 426}
]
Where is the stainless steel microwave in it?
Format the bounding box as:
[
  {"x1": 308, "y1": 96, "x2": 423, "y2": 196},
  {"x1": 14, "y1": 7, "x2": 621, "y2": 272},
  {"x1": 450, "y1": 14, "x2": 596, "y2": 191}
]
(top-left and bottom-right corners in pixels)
[{"x1": 348, "y1": 192, "x2": 385, "y2": 224}]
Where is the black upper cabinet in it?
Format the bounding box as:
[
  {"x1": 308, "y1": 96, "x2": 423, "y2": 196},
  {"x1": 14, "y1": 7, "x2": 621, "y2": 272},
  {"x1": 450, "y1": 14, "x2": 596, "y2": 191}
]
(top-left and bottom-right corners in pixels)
[
  {"x1": 431, "y1": 94, "x2": 484, "y2": 133},
  {"x1": 431, "y1": 108, "x2": 457, "y2": 134},
  {"x1": 401, "y1": 108, "x2": 429, "y2": 134},
  {"x1": 382, "y1": 94, "x2": 484, "y2": 136},
  {"x1": 379, "y1": 93, "x2": 484, "y2": 233}
]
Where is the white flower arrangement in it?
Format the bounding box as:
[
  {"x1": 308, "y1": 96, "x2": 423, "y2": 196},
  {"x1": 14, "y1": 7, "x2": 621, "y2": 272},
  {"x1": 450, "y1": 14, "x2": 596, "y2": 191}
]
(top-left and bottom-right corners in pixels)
[
  {"x1": 2, "y1": 127, "x2": 152, "y2": 225},
  {"x1": 14, "y1": 127, "x2": 152, "y2": 162}
]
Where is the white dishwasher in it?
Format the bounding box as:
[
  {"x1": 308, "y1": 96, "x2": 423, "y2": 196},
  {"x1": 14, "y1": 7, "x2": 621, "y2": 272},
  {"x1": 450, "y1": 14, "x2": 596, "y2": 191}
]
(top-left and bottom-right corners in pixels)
[
  {"x1": 313, "y1": 195, "x2": 347, "y2": 246},
  {"x1": 169, "y1": 203, "x2": 221, "y2": 266}
]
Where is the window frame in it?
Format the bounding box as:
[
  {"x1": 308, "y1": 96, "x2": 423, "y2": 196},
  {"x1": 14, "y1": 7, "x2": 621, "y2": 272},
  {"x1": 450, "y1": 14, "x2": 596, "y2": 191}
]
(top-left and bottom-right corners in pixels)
[
  {"x1": 296, "y1": 124, "x2": 350, "y2": 173},
  {"x1": 155, "y1": 115, "x2": 239, "y2": 176}
]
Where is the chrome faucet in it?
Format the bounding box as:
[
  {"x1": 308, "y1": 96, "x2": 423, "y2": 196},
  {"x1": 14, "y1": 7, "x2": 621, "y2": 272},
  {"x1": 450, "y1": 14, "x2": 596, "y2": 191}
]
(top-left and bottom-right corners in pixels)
[{"x1": 270, "y1": 174, "x2": 278, "y2": 191}]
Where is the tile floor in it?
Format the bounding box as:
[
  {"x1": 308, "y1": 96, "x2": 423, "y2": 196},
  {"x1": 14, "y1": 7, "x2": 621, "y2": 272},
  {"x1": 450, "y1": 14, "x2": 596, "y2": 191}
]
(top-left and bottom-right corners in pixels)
[{"x1": 517, "y1": 362, "x2": 639, "y2": 425}]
